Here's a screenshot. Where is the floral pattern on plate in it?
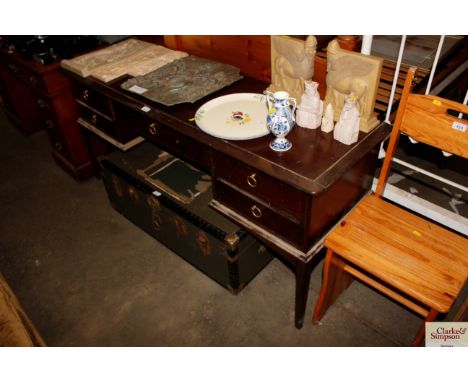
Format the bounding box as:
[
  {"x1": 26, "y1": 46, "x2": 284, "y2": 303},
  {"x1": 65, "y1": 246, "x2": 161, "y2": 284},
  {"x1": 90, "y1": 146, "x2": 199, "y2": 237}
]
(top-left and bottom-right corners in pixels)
[{"x1": 195, "y1": 93, "x2": 269, "y2": 140}]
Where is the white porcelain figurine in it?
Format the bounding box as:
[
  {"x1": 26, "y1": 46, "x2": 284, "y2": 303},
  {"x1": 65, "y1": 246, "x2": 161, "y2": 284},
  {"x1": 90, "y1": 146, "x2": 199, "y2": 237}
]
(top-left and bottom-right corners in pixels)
[
  {"x1": 321, "y1": 103, "x2": 334, "y2": 133},
  {"x1": 296, "y1": 80, "x2": 323, "y2": 129},
  {"x1": 333, "y1": 94, "x2": 360, "y2": 145}
]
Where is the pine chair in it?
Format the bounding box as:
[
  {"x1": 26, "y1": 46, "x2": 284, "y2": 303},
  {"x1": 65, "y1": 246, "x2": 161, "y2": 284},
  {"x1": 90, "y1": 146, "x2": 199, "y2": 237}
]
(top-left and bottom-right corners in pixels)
[{"x1": 312, "y1": 67, "x2": 468, "y2": 346}]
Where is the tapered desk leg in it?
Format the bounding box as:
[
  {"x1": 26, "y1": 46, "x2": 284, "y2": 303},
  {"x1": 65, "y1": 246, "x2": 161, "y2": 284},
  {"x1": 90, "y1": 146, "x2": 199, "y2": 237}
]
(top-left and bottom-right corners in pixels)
[{"x1": 294, "y1": 259, "x2": 315, "y2": 329}]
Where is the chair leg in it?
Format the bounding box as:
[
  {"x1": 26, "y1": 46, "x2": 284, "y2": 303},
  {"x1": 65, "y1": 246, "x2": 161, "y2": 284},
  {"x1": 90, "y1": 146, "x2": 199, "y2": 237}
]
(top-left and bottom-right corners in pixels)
[
  {"x1": 411, "y1": 308, "x2": 439, "y2": 347},
  {"x1": 312, "y1": 248, "x2": 354, "y2": 324}
]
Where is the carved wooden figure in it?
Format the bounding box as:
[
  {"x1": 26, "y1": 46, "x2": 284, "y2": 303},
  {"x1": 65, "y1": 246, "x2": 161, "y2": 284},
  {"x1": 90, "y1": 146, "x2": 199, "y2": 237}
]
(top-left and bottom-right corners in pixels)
[
  {"x1": 324, "y1": 39, "x2": 383, "y2": 133},
  {"x1": 267, "y1": 36, "x2": 317, "y2": 101}
]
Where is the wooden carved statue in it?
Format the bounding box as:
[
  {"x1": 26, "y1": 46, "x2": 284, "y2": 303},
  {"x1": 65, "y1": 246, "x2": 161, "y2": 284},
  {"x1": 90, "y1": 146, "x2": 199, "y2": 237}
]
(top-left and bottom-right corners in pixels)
[
  {"x1": 267, "y1": 35, "x2": 317, "y2": 101},
  {"x1": 324, "y1": 39, "x2": 383, "y2": 132}
]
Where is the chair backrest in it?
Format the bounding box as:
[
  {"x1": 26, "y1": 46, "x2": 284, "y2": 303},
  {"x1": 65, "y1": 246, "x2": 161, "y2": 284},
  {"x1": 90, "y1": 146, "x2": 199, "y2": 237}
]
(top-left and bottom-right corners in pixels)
[{"x1": 375, "y1": 66, "x2": 468, "y2": 197}]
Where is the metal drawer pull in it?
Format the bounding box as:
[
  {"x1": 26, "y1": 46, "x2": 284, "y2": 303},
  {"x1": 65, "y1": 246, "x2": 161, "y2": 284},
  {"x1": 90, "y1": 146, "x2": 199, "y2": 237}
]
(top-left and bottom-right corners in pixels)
[
  {"x1": 91, "y1": 114, "x2": 97, "y2": 124},
  {"x1": 37, "y1": 98, "x2": 46, "y2": 108},
  {"x1": 29, "y1": 76, "x2": 38, "y2": 85},
  {"x1": 8, "y1": 64, "x2": 18, "y2": 73},
  {"x1": 251, "y1": 205, "x2": 262, "y2": 218},
  {"x1": 45, "y1": 120, "x2": 54, "y2": 129},
  {"x1": 82, "y1": 89, "x2": 89, "y2": 100},
  {"x1": 247, "y1": 173, "x2": 257, "y2": 188},
  {"x1": 149, "y1": 122, "x2": 157, "y2": 135}
]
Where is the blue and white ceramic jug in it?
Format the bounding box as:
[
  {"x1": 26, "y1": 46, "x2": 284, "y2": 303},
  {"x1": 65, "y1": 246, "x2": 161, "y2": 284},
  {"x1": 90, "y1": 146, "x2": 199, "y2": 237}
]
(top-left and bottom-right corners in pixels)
[{"x1": 266, "y1": 91, "x2": 297, "y2": 152}]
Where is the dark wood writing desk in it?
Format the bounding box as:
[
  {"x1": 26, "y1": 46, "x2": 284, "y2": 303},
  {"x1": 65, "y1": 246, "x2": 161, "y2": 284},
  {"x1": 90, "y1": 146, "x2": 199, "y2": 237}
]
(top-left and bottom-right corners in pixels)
[{"x1": 64, "y1": 69, "x2": 391, "y2": 328}]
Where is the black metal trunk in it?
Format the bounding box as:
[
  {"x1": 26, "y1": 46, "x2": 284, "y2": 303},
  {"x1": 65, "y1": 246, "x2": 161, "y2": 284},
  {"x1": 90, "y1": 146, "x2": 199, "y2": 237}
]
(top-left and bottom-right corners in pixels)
[{"x1": 99, "y1": 142, "x2": 273, "y2": 294}]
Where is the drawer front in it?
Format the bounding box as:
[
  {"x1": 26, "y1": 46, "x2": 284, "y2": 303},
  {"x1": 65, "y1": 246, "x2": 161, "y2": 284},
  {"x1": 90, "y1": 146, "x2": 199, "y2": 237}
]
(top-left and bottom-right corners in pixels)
[
  {"x1": 34, "y1": 94, "x2": 54, "y2": 120},
  {"x1": 19, "y1": 69, "x2": 46, "y2": 93},
  {"x1": 34, "y1": 94, "x2": 65, "y2": 136},
  {"x1": 77, "y1": 103, "x2": 117, "y2": 139},
  {"x1": 213, "y1": 179, "x2": 305, "y2": 248},
  {"x1": 73, "y1": 83, "x2": 114, "y2": 118},
  {"x1": 118, "y1": 106, "x2": 210, "y2": 171},
  {"x1": 212, "y1": 151, "x2": 307, "y2": 221},
  {"x1": 44, "y1": 119, "x2": 71, "y2": 161},
  {"x1": 4, "y1": 60, "x2": 25, "y2": 82},
  {"x1": 4, "y1": 59, "x2": 48, "y2": 93}
]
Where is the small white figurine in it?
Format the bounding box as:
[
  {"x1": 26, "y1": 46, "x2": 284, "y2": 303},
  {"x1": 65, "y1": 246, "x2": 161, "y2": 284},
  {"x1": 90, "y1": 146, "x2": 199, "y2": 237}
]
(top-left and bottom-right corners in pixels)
[
  {"x1": 321, "y1": 103, "x2": 334, "y2": 133},
  {"x1": 334, "y1": 94, "x2": 360, "y2": 145},
  {"x1": 296, "y1": 80, "x2": 323, "y2": 129}
]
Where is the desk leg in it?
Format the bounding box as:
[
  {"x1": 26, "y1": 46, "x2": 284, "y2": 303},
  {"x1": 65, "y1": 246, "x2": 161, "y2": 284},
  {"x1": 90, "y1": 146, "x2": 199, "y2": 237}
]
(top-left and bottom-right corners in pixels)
[
  {"x1": 207, "y1": 201, "x2": 325, "y2": 329},
  {"x1": 294, "y1": 259, "x2": 315, "y2": 329}
]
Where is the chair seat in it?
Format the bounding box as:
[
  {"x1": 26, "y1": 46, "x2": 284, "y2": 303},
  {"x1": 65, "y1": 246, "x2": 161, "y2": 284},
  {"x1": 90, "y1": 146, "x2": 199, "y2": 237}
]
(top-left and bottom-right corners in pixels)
[{"x1": 324, "y1": 194, "x2": 468, "y2": 313}]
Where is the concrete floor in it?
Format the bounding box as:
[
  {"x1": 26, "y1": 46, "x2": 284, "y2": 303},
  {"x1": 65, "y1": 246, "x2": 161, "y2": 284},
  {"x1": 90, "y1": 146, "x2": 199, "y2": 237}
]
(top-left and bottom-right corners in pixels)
[{"x1": 0, "y1": 109, "x2": 423, "y2": 346}]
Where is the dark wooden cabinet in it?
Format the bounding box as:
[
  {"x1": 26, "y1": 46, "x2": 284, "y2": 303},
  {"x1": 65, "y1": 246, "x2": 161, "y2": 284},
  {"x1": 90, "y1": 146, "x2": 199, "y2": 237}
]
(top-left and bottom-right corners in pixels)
[
  {"x1": 0, "y1": 63, "x2": 42, "y2": 134},
  {"x1": 0, "y1": 48, "x2": 95, "y2": 181},
  {"x1": 211, "y1": 144, "x2": 379, "y2": 252}
]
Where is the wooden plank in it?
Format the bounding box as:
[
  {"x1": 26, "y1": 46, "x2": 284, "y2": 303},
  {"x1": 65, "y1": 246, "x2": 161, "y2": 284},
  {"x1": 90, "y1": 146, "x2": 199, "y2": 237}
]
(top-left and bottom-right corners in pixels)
[
  {"x1": 381, "y1": 66, "x2": 408, "y2": 78},
  {"x1": 380, "y1": 72, "x2": 406, "y2": 86},
  {"x1": 374, "y1": 103, "x2": 388, "y2": 112},
  {"x1": 78, "y1": 118, "x2": 145, "y2": 151},
  {"x1": 343, "y1": 264, "x2": 430, "y2": 317},
  {"x1": 401, "y1": 94, "x2": 468, "y2": 158},
  {"x1": 378, "y1": 81, "x2": 404, "y2": 93}
]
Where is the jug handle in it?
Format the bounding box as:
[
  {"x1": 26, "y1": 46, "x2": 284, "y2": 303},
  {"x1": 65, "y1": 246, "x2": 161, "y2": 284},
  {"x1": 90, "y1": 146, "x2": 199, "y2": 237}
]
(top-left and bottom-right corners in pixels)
[
  {"x1": 289, "y1": 97, "x2": 297, "y2": 115},
  {"x1": 265, "y1": 91, "x2": 273, "y2": 111}
]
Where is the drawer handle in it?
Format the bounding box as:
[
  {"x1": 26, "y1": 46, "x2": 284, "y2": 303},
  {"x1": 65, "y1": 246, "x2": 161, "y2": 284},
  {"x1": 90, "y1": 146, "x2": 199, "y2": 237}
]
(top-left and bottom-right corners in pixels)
[
  {"x1": 45, "y1": 120, "x2": 54, "y2": 129},
  {"x1": 149, "y1": 122, "x2": 157, "y2": 135},
  {"x1": 54, "y1": 142, "x2": 63, "y2": 151},
  {"x1": 82, "y1": 89, "x2": 89, "y2": 100},
  {"x1": 251, "y1": 205, "x2": 262, "y2": 218},
  {"x1": 91, "y1": 114, "x2": 98, "y2": 124},
  {"x1": 37, "y1": 98, "x2": 46, "y2": 108},
  {"x1": 29, "y1": 76, "x2": 38, "y2": 85},
  {"x1": 8, "y1": 63, "x2": 18, "y2": 73},
  {"x1": 246, "y1": 173, "x2": 257, "y2": 188}
]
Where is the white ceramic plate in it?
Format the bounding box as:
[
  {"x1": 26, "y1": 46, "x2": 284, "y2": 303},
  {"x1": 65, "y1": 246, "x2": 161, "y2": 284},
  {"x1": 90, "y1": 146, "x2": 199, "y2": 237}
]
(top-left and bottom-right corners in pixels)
[{"x1": 195, "y1": 93, "x2": 270, "y2": 140}]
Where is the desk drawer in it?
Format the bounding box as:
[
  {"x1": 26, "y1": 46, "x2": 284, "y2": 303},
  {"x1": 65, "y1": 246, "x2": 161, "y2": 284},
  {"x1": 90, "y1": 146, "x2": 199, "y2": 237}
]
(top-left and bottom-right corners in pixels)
[
  {"x1": 213, "y1": 179, "x2": 305, "y2": 247},
  {"x1": 43, "y1": 117, "x2": 72, "y2": 162},
  {"x1": 19, "y1": 69, "x2": 45, "y2": 93},
  {"x1": 78, "y1": 103, "x2": 138, "y2": 145},
  {"x1": 3, "y1": 58, "x2": 52, "y2": 94},
  {"x1": 33, "y1": 94, "x2": 62, "y2": 135},
  {"x1": 34, "y1": 94, "x2": 53, "y2": 118},
  {"x1": 73, "y1": 83, "x2": 114, "y2": 118},
  {"x1": 77, "y1": 103, "x2": 117, "y2": 137},
  {"x1": 212, "y1": 151, "x2": 307, "y2": 221},
  {"x1": 117, "y1": 105, "x2": 209, "y2": 171}
]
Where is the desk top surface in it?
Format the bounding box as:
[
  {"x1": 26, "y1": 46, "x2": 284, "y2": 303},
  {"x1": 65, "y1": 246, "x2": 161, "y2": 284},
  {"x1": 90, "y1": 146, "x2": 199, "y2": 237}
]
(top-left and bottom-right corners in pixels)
[{"x1": 65, "y1": 70, "x2": 391, "y2": 194}]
